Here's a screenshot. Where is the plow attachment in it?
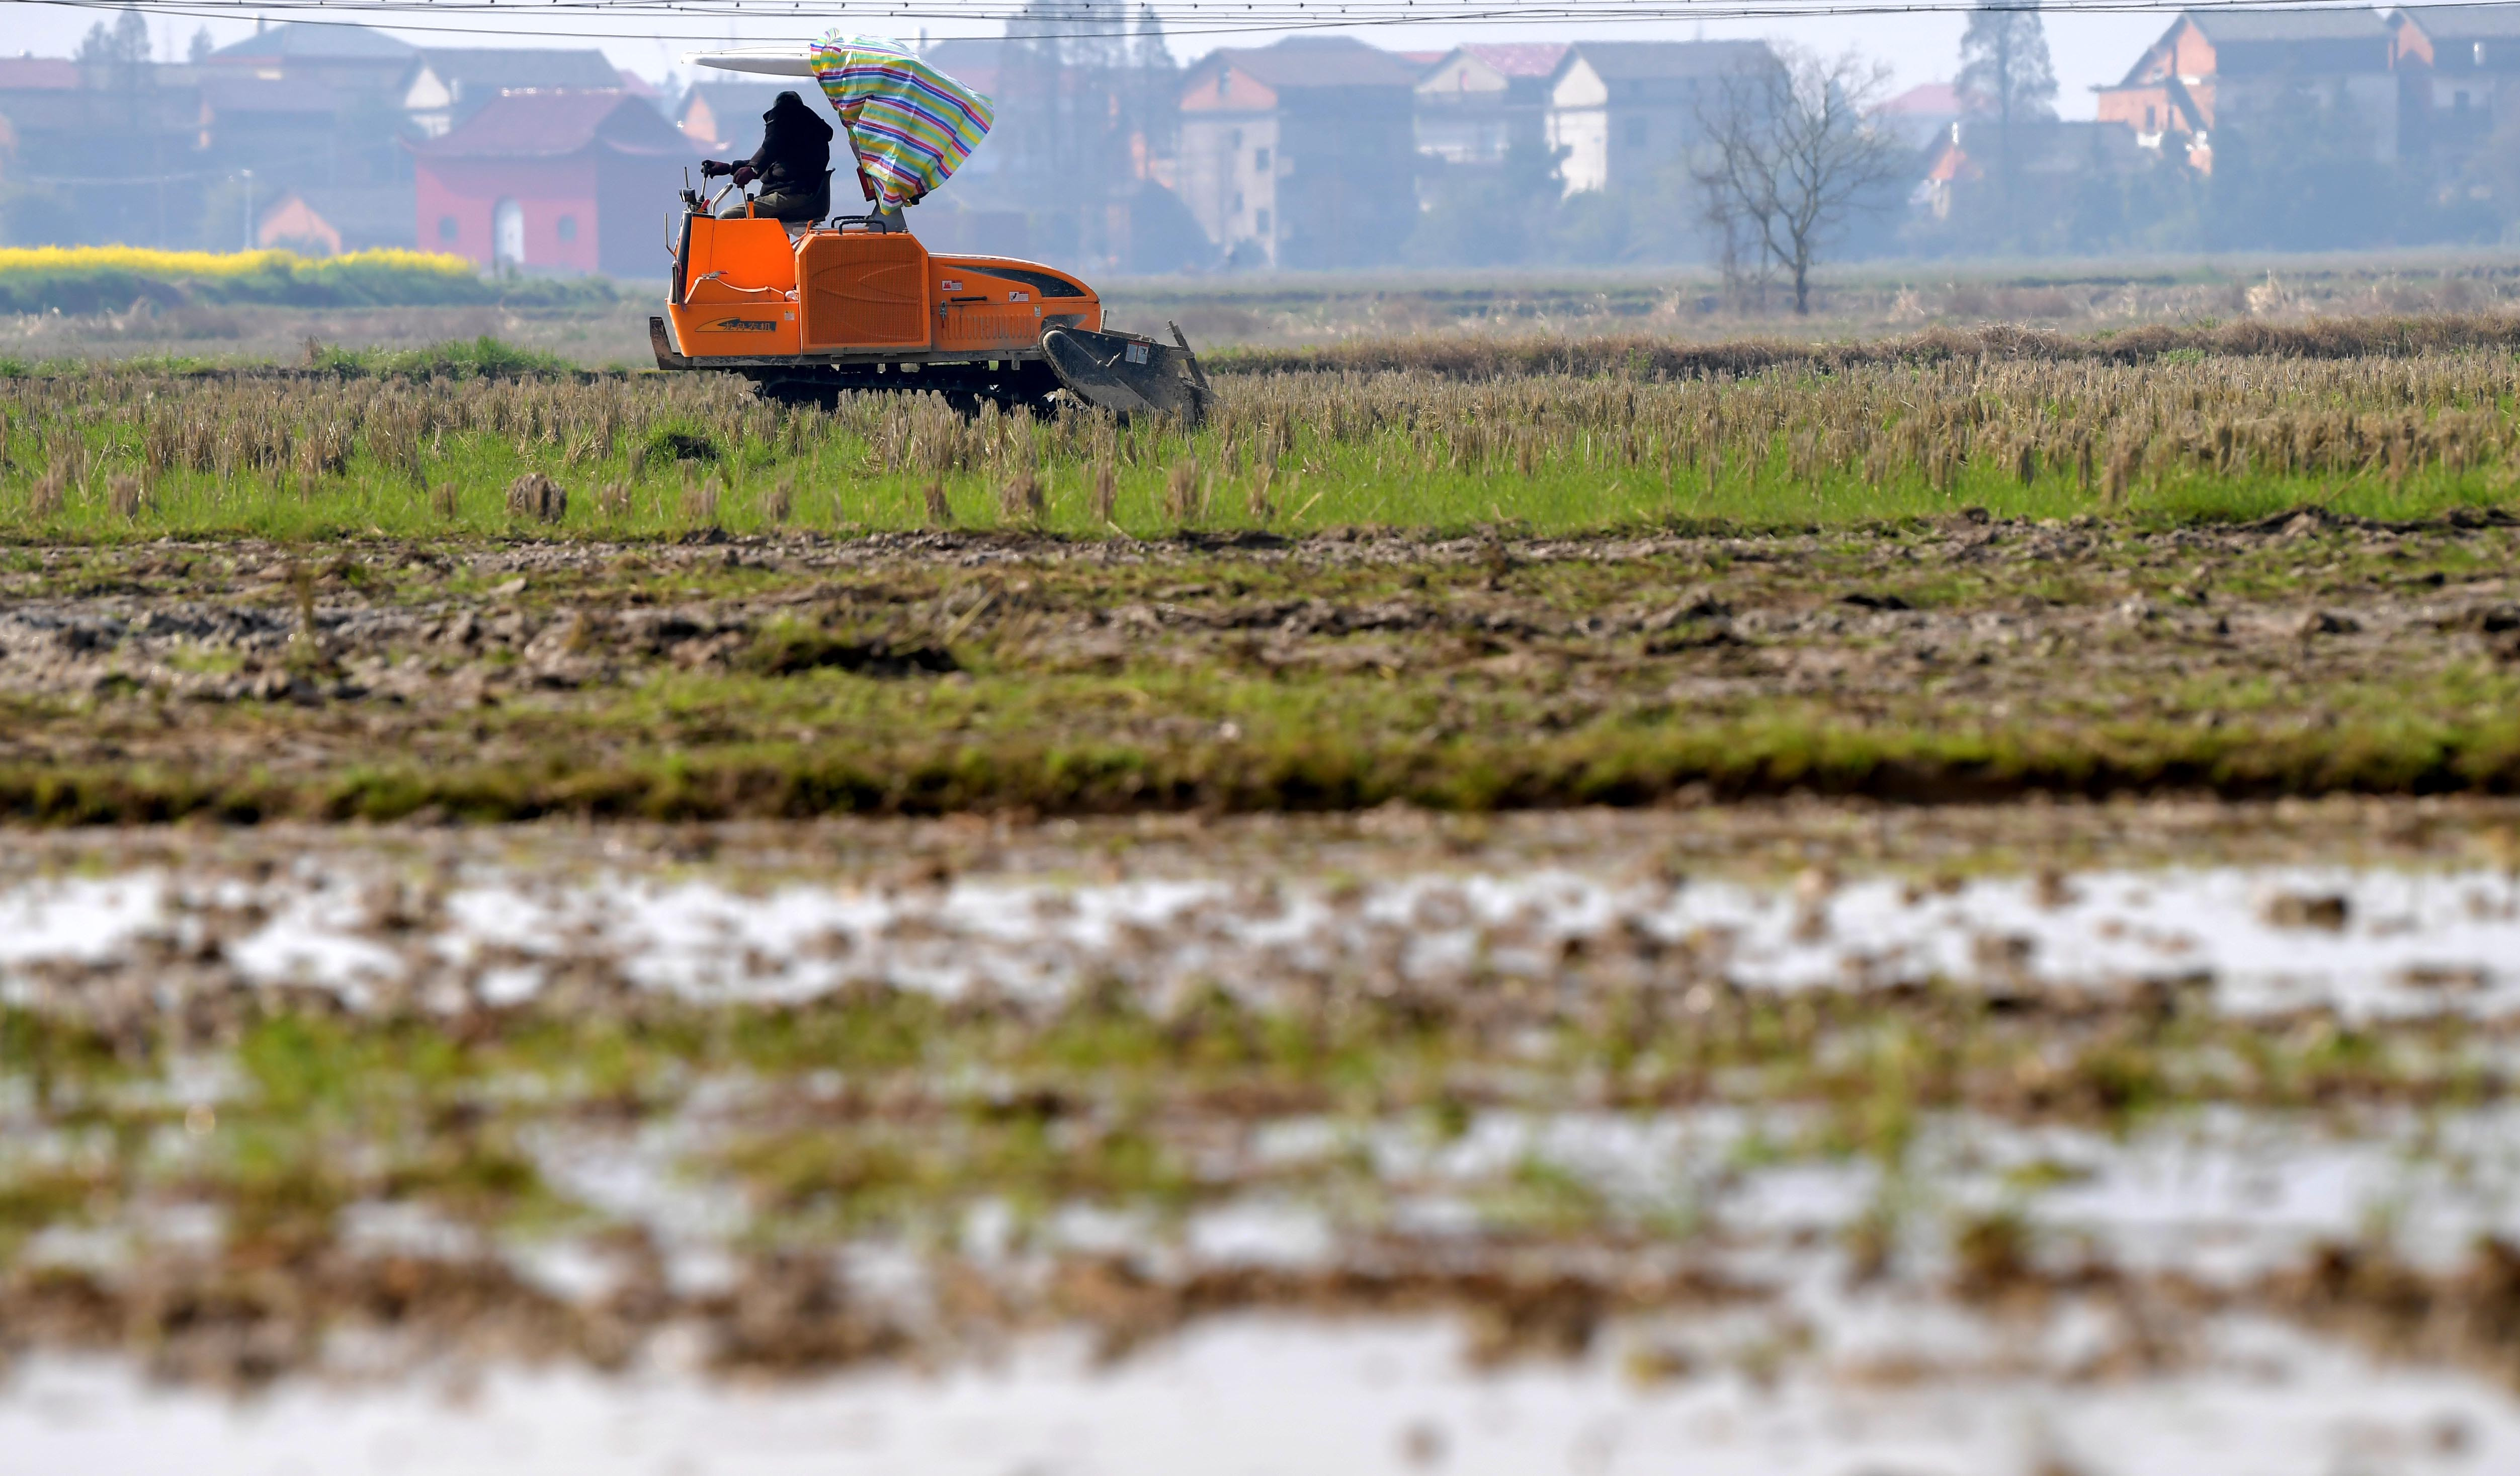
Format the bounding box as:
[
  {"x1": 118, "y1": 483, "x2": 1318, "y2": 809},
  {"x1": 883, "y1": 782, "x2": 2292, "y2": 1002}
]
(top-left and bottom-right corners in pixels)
[{"x1": 1042, "y1": 325, "x2": 1211, "y2": 427}]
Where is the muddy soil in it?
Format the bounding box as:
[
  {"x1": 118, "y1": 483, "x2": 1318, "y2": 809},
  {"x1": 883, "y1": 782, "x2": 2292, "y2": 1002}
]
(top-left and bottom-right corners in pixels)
[{"x1": 0, "y1": 509, "x2": 2511, "y2": 817}]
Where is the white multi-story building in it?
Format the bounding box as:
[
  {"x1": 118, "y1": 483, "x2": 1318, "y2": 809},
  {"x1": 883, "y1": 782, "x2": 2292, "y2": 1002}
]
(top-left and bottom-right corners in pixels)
[{"x1": 1544, "y1": 41, "x2": 1776, "y2": 196}]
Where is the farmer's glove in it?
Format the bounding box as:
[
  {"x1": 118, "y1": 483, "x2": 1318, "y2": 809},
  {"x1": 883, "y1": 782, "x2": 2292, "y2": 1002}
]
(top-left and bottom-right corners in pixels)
[
  {"x1": 700, "y1": 159, "x2": 733, "y2": 179},
  {"x1": 731, "y1": 165, "x2": 759, "y2": 189}
]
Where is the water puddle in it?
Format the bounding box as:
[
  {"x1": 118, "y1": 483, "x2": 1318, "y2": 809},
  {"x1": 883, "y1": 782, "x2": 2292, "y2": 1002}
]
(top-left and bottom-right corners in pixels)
[
  {"x1": 6, "y1": 1314, "x2": 2511, "y2": 1476},
  {"x1": 1, "y1": 856, "x2": 2513, "y2": 1018}
]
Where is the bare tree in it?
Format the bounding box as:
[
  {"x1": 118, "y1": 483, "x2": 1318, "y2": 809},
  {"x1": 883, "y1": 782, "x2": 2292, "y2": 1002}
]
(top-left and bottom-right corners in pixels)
[{"x1": 1691, "y1": 48, "x2": 1905, "y2": 316}]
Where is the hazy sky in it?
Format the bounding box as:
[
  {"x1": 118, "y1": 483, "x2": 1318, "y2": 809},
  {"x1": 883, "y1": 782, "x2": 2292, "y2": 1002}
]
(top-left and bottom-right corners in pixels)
[{"x1": 6, "y1": 3, "x2": 2167, "y2": 119}]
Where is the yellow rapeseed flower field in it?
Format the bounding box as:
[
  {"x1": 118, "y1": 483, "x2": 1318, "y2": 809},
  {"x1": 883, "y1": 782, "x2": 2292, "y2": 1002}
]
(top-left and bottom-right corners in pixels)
[{"x1": 0, "y1": 245, "x2": 477, "y2": 278}]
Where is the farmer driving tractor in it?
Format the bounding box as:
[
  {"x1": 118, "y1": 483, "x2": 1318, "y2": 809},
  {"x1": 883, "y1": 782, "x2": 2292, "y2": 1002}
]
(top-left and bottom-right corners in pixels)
[
  {"x1": 692, "y1": 33, "x2": 997, "y2": 232},
  {"x1": 659, "y1": 31, "x2": 1209, "y2": 421},
  {"x1": 700, "y1": 91, "x2": 833, "y2": 223}
]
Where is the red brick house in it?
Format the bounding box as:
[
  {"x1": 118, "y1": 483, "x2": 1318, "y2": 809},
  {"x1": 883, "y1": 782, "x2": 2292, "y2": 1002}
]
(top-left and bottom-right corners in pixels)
[
  {"x1": 409, "y1": 91, "x2": 695, "y2": 277},
  {"x1": 2094, "y1": 9, "x2": 2398, "y2": 173}
]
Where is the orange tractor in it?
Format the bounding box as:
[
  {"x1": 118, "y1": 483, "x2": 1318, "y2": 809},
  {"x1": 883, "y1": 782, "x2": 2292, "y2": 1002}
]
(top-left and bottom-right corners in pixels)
[{"x1": 650, "y1": 186, "x2": 1210, "y2": 422}]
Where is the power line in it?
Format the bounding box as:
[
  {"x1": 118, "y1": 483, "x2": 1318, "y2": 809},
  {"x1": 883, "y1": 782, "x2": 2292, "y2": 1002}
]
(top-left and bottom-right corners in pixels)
[{"x1": 6, "y1": 0, "x2": 2435, "y2": 46}]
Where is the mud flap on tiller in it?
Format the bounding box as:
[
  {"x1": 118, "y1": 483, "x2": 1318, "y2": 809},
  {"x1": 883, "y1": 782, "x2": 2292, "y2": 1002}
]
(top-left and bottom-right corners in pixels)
[{"x1": 1041, "y1": 327, "x2": 1209, "y2": 427}]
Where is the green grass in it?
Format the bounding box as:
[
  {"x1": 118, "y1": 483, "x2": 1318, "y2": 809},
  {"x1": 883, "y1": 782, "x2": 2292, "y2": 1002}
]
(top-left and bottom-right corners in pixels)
[
  {"x1": 0, "y1": 254, "x2": 617, "y2": 317},
  {"x1": 1, "y1": 403, "x2": 2515, "y2": 544},
  {"x1": 302, "y1": 335, "x2": 582, "y2": 381},
  {"x1": 11, "y1": 330, "x2": 2520, "y2": 542}
]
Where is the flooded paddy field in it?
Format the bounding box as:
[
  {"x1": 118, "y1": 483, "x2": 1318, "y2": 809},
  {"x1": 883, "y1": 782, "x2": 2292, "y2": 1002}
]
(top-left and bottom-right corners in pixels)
[{"x1": 6, "y1": 801, "x2": 2520, "y2": 1473}]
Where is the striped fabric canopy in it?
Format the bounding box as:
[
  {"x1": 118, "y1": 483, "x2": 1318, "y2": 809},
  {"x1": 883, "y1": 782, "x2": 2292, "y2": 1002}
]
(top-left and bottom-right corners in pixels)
[{"x1": 807, "y1": 33, "x2": 995, "y2": 209}]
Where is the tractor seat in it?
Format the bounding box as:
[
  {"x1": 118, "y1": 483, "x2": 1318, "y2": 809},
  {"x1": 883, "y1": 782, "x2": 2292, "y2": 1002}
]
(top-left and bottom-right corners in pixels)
[{"x1": 786, "y1": 171, "x2": 839, "y2": 240}]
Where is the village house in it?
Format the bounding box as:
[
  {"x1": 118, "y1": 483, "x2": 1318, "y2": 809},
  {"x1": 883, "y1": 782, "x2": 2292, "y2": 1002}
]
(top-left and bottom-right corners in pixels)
[
  {"x1": 1413, "y1": 44, "x2": 1567, "y2": 166},
  {"x1": 0, "y1": 54, "x2": 218, "y2": 247},
  {"x1": 1543, "y1": 41, "x2": 1776, "y2": 196},
  {"x1": 0, "y1": 55, "x2": 82, "y2": 127},
  {"x1": 2094, "y1": 8, "x2": 2398, "y2": 171},
  {"x1": 254, "y1": 187, "x2": 416, "y2": 254},
  {"x1": 205, "y1": 20, "x2": 416, "y2": 95},
  {"x1": 0, "y1": 56, "x2": 122, "y2": 170},
  {"x1": 2390, "y1": 5, "x2": 2520, "y2": 167},
  {"x1": 1919, "y1": 117, "x2": 2149, "y2": 220},
  {"x1": 405, "y1": 48, "x2": 629, "y2": 138},
  {"x1": 408, "y1": 91, "x2": 695, "y2": 276},
  {"x1": 1873, "y1": 81, "x2": 1971, "y2": 153},
  {"x1": 1174, "y1": 37, "x2": 1419, "y2": 269},
  {"x1": 200, "y1": 71, "x2": 345, "y2": 175}
]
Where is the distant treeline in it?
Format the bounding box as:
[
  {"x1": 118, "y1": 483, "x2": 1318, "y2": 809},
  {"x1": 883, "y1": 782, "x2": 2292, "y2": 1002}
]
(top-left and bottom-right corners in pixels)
[
  {"x1": 0, "y1": 248, "x2": 618, "y2": 316},
  {"x1": 1207, "y1": 314, "x2": 2520, "y2": 379}
]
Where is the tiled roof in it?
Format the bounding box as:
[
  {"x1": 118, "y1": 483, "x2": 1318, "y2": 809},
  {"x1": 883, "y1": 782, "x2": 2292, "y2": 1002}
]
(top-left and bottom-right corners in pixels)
[
  {"x1": 1456, "y1": 43, "x2": 1569, "y2": 77},
  {"x1": 409, "y1": 91, "x2": 691, "y2": 159},
  {"x1": 416, "y1": 48, "x2": 626, "y2": 97},
  {"x1": 203, "y1": 74, "x2": 343, "y2": 114},
  {"x1": 2395, "y1": 3, "x2": 2520, "y2": 40},
  {"x1": 0, "y1": 58, "x2": 79, "y2": 91},
  {"x1": 1567, "y1": 40, "x2": 1775, "y2": 81},
  {"x1": 2186, "y1": 8, "x2": 2388, "y2": 42},
  {"x1": 267, "y1": 185, "x2": 416, "y2": 245},
  {"x1": 211, "y1": 21, "x2": 414, "y2": 62},
  {"x1": 1199, "y1": 37, "x2": 1421, "y2": 89}
]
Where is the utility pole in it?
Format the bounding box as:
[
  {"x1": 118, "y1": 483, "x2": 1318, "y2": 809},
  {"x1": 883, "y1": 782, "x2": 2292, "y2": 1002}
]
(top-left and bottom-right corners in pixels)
[{"x1": 241, "y1": 169, "x2": 254, "y2": 251}]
